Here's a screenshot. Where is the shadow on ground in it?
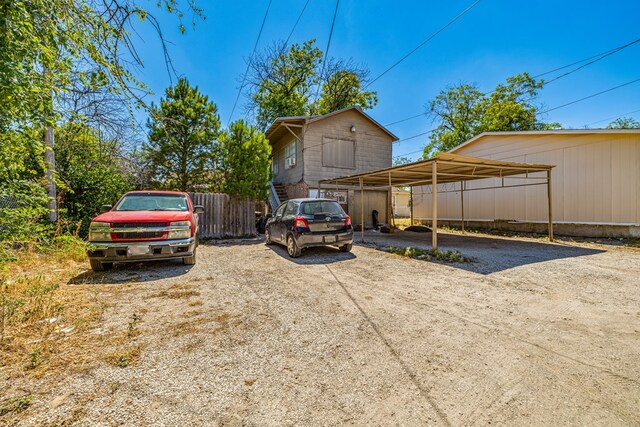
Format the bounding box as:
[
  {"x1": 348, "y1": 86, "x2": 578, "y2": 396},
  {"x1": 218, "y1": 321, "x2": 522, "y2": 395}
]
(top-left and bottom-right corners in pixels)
[
  {"x1": 359, "y1": 230, "x2": 605, "y2": 275},
  {"x1": 69, "y1": 259, "x2": 193, "y2": 285},
  {"x1": 267, "y1": 243, "x2": 356, "y2": 265}
]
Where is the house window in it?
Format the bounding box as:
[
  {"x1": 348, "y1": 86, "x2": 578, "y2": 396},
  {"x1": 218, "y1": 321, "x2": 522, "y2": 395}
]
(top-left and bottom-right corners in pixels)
[
  {"x1": 285, "y1": 141, "x2": 296, "y2": 169},
  {"x1": 271, "y1": 152, "x2": 279, "y2": 175},
  {"x1": 323, "y1": 137, "x2": 355, "y2": 169}
]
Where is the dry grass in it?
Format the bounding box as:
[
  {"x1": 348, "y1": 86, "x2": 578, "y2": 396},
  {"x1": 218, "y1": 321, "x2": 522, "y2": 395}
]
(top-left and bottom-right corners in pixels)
[
  {"x1": 148, "y1": 284, "x2": 201, "y2": 300},
  {"x1": 105, "y1": 345, "x2": 142, "y2": 368},
  {"x1": 0, "y1": 248, "x2": 105, "y2": 378}
]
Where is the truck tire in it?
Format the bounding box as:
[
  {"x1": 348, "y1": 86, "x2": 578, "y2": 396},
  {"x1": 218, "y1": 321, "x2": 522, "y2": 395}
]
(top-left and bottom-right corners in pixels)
[
  {"x1": 89, "y1": 259, "x2": 112, "y2": 272},
  {"x1": 183, "y1": 248, "x2": 197, "y2": 265}
]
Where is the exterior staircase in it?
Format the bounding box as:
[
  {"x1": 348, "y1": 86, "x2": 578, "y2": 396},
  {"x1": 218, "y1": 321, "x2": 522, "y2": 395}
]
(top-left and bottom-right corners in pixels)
[{"x1": 268, "y1": 182, "x2": 289, "y2": 212}]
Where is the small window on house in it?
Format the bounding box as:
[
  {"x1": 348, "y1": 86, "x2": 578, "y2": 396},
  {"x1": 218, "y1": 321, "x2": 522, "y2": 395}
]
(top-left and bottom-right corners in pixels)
[
  {"x1": 323, "y1": 137, "x2": 355, "y2": 169},
  {"x1": 285, "y1": 141, "x2": 296, "y2": 169},
  {"x1": 271, "y1": 152, "x2": 279, "y2": 175}
]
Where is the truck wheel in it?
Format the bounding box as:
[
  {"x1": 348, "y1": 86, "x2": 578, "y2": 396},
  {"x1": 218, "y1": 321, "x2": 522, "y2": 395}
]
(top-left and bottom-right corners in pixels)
[
  {"x1": 339, "y1": 243, "x2": 352, "y2": 253},
  {"x1": 90, "y1": 259, "x2": 112, "y2": 272},
  {"x1": 286, "y1": 235, "x2": 301, "y2": 258},
  {"x1": 265, "y1": 228, "x2": 273, "y2": 245},
  {"x1": 183, "y1": 248, "x2": 197, "y2": 265}
]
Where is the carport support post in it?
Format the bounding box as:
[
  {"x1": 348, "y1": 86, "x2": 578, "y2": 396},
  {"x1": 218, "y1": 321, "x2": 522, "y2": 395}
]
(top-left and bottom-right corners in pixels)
[
  {"x1": 359, "y1": 177, "x2": 364, "y2": 243},
  {"x1": 460, "y1": 181, "x2": 465, "y2": 234},
  {"x1": 432, "y1": 161, "x2": 438, "y2": 249},
  {"x1": 547, "y1": 169, "x2": 554, "y2": 242}
]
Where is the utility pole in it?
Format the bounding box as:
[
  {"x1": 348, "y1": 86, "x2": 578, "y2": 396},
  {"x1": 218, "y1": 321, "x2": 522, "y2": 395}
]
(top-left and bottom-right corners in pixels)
[{"x1": 43, "y1": 65, "x2": 57, "y2": 222}]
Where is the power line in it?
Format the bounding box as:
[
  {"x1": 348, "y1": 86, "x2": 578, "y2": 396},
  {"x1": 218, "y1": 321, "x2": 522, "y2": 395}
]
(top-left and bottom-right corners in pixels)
[
  {"x1": 533, "y1": 37, "x2": 640, "y2": 79},
  {"x1": 365, "y1": 0, "x2": 482, "y2": 88},
  {"x1": 284, "y1": 0, "x2": 311, "y2": 47},
  {"x1": 227, "y1": 0, "x2": 273, "y2": 126},
  {"x1": 393, "y1": 129, "x2": 433, "y2": 144},
  {"x1": 384, "y1": 113, "x2": 426, "y2": 127},
  {"x1": 383, "y1": 36, "x2": 640, "y2": 128},
  {"x1": 541, "y1": 77, "x2": 640, "y2": 114},
  {"x1": 542, "y1": 37, "x2": 640, "y2": 85},
  {"x1": 586, "y1": 107, "x2": 640, "y2": 126},
  {"x1": 313, "y1": 0, "x2": 340, "y2": 104}
]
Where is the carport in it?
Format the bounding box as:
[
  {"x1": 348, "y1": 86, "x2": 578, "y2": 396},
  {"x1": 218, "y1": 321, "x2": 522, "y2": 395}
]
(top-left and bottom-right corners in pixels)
[{"x1": 318, "y1": 153, "x2": 555, "y2": 249}]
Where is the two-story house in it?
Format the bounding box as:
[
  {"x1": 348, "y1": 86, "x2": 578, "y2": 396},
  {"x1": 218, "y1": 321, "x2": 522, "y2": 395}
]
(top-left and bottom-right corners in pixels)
[{"x1": 265, "y1": 106, "x2": 398, "y2": 227}]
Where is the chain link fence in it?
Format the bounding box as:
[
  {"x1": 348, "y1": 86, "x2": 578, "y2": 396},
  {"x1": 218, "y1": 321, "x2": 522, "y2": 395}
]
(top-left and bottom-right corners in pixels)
[{"x1": 0, "y1": 196, "x2": 20, "y2": 209}]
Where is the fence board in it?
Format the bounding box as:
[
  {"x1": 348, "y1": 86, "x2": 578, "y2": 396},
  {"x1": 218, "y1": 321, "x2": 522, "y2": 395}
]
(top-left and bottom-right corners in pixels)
[{"x1": 188, "y1": 193, "x2": 256, "y2": 239}]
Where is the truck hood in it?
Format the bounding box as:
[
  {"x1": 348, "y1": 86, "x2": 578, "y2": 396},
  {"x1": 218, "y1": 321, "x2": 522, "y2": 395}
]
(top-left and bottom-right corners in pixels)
[{"x1": 93, "y1": 210, "x2": 192, "y2": 223}]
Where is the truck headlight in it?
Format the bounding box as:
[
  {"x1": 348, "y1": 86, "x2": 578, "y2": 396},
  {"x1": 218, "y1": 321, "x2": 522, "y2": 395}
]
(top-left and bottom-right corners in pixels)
[
  {"x1": 168, "y1": 220, "x2": 191, "y2": 239},
  {"x1": 88, "y1": 221, "x2": 112, "y2": 242}
]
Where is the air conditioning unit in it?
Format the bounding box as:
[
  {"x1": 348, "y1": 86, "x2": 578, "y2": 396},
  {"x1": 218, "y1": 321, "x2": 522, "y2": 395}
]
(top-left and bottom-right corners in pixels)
[{"x1": 286, "y1": 157, "x2": 296, "y2": 167}]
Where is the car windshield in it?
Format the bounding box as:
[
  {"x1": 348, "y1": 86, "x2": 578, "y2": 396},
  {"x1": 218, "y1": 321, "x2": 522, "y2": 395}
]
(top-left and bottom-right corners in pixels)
[
  {"x1": 300, "y1": 201, "x2": 343, "y2": 216},
  {"x1": 115, "y1": 194, "x2": 188, "y2": 211}
]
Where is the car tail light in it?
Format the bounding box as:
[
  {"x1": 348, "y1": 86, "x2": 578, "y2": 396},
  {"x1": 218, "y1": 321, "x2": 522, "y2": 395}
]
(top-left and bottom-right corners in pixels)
[
  {"x1": 293, "y1": 216, "x2": 310, "y2": 229},
  {"x1": 345, "y1": 215, "x2": 351, "y2": 226}
]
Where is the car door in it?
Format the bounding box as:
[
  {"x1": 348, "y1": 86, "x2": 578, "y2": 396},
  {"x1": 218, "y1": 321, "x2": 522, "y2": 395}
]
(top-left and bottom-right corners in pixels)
[
  {"x1": 281, "y1": 201, "x2": 298, "y2": 240},
  {"x1": 270, "y1": 203, "x2": 287, "y2": 243}
]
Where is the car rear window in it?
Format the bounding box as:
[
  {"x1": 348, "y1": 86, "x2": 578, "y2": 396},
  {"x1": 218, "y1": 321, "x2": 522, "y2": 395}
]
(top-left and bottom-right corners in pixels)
[
  {"x1": 115, "y1": 194, "x2": 189, "y2": 211},
  {"x1": 300, "y1": 201, "x2": 343, "y2": 216}
]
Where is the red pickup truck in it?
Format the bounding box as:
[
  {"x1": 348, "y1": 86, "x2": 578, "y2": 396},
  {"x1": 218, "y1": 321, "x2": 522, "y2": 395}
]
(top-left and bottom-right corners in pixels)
[{"x1": 87, "y1": 191, "x2": 204, "y2": 271}]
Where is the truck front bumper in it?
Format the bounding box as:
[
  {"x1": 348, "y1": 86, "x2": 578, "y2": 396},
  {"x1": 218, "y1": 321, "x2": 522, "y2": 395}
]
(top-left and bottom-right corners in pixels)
[{"x1": 87, "y1": 237, "x2": 196, "y2": 263}]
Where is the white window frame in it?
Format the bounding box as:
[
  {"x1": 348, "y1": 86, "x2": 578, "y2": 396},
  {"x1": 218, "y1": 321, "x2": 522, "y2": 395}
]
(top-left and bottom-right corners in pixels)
[
  {"x1": 271, "y1": 152, "x2": 279, "y2": 175},
  {"x1": 285, "y1": 141, "x2": 296, "y2": 169}
]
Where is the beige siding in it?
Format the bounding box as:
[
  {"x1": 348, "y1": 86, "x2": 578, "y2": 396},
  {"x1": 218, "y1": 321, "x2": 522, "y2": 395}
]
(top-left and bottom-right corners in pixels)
[
  {"x1": 303, "y1": 109, "x2": 394, "y2": 189},
  {"x1": 270, "y1": 130, "x2": 303, "y2": 186},
  {"x1": 349, "y1": 189, "x2": 388, "y2": 228},
  {"x1": 413, "y1": 133, "x2": 640, "y2": 225}
]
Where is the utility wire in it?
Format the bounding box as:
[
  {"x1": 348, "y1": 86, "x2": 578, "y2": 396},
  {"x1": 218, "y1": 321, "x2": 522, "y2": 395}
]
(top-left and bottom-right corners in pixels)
[
  {"x1": 586, "y1": 107, "x2": 640, "y2": 126},
  {"x1": 533, "y1": 37, "x2": 640, "y2": 79},
  {"x1": 227, "y1": 0, "x2": 273, "y2": 126},
  {"x1": 541, "y1": 77, "x2": 640, "y2": 114},
  {"x1": 384, "y1": 36, "x2": 640, "y2": 127},
  {"x1": 313, "y1": 0, "x2": 340, "y2": 104},
  {"x1": 365, "y1": 0, "x2": 482, "y2": 88},
  {"x1": 284, "y1": 0, "x2": 310, "y2": 47}
]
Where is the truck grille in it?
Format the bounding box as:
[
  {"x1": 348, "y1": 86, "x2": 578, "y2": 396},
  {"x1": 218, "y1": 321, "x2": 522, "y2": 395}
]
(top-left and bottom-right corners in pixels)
[
  {"x1": 112, "y1": 222, "x2": 167, "y2": 228},
  {"x1": 114, "y1": 231, "x2": 164, "y2": 239}
]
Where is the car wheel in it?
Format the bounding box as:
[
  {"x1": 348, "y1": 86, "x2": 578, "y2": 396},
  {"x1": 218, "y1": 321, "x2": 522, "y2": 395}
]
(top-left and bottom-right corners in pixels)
[
  {"x1": 89, "y1": 259, "x2": 111, "y2": 272},
  {"x1": 183, "y1": 247, "x2": 197, "y2": 265},
  {"x1": 286, "y1": 234, "x2": 301, "y2": 258},
  {"x1": 339, "y1": 243, "x2": 352, "y2": 253},
  {"x1": 265, "y1": 228, "x2": 273, "y2": 245}
]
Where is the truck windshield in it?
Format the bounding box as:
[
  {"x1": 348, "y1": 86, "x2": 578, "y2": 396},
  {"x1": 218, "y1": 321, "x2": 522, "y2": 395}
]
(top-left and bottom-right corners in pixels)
[{"x1": 115, "y1": 194, "x2": 189, "y2": 211}]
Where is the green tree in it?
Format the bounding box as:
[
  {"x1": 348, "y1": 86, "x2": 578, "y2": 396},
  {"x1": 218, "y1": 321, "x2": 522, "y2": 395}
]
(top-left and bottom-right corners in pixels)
[
  {"x1": 55, "y1": 122, "x2": 134, "y2": 234},
  {"x1": 145, "y1": 78, "x2": 221, "y2": 192},
  {"x1": 606, "y1": 117, "x2": 640, "y2": 129},
  {"x1": 424, "y1": 73, "x2": 561, "y2": 156},
  {"x1": 248, "y1": 40, "x2": 377, "y2": 129},
  {"x1": 312, "y1": 68, "x2": 378, "y2": 115},
  {"x1": 218, "y1": 121, "x2": 271, "y2": 200}
]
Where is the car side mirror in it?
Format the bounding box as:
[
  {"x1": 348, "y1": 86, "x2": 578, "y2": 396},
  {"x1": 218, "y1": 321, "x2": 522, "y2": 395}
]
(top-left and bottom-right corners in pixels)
[
  {"x1": 193, "y1": 205, "x2": 205, "y2": 214},
  {"x1": 101, "y1": 205, "x2": 112, "y2": 212}
]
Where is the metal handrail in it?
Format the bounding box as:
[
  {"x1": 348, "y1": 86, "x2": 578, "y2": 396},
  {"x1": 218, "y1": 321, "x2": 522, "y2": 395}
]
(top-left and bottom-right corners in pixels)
[{"x1": 268, "y1": 181, "x2": 280, "y2": 211}]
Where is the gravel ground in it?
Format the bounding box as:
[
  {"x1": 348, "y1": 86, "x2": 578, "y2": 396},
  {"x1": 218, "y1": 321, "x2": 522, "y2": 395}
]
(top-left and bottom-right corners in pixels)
[{"x1": 4, "y1": 231, "x2": 640, "y2": 426}]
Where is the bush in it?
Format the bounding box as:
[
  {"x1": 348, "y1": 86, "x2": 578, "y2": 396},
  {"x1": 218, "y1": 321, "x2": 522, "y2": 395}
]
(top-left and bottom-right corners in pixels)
[{"x1": 0, "y1": 180, "x2": 52, "y2": 244}]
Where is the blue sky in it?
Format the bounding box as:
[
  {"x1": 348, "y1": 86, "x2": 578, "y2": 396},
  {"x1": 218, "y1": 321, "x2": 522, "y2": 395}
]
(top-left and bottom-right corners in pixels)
[{"x1": 133, "y1": 0, "x2": 640, "y2": 160}]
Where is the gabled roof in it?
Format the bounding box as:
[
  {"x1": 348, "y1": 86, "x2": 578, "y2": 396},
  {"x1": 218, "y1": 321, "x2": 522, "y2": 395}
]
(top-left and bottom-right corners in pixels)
[
  {"x1": 450, "y1": 129, "x2": 640, "y2": 153},
  {"x1": 264, "y1": 106, "x2": 398, "y2": 142}
]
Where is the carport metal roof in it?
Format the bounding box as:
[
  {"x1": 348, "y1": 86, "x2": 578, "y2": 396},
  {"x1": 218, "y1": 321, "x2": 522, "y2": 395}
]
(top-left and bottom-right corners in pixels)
[
  {"x1": 318, "y1": 153, "x2": 554, "y2": 188},
  {"x1": 318, "y1": 153, "x2": 555, "y2": 249}
]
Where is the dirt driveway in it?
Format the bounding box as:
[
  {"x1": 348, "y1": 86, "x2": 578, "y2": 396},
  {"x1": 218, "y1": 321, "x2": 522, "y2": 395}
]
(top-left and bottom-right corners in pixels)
[{"x1": 6, "y1": 233, "x2": 640, "y2": 426}]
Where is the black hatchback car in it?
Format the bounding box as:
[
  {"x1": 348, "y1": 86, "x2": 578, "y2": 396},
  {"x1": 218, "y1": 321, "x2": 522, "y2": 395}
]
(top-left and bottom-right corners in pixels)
[{"x1": 265, "y1": 198, "x2": 353, "y2": 257}]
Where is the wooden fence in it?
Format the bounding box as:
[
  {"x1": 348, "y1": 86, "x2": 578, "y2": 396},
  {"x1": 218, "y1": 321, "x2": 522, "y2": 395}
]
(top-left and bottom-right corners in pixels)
[{"x1": 188, "y1": 193, "x2": 256, "y2": 239}]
